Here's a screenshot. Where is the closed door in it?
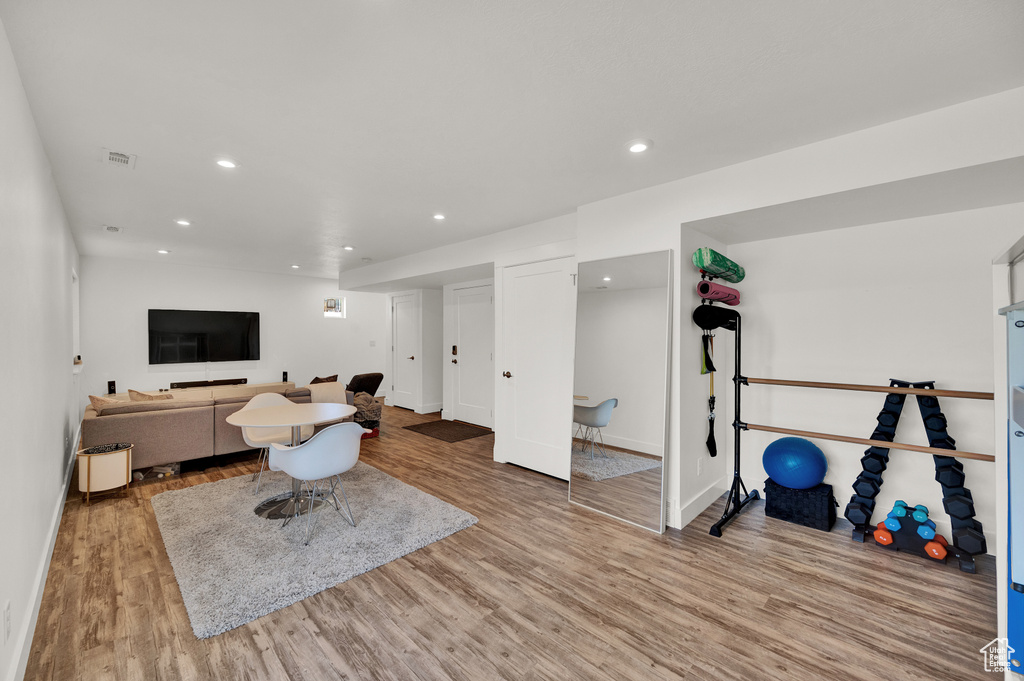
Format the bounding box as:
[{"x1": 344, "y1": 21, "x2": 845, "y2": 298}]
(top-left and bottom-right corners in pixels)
[
  {"x1": 391, "y1": 293, "x2": 419, "y2": 409},
  {"x1": 452, "y1": 284, "x2": 494, "y2": 427},
  {"x1": 496, "y1": 257, "x2": 576, "y2": 480}
]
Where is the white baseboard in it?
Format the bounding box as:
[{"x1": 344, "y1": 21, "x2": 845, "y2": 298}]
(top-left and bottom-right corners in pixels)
[
  {"x1": 669, "y1": 480, "x2": 729, "y2": 530},
  {"x1": 9, "y1": 425, "x2": 79, "y2": 681},
  {"x1": 415, "y1": 401, "x2": 443, "y2": 415},
  {"x1": 599, "y1": 433, "x2": 663, "y2": 457}
]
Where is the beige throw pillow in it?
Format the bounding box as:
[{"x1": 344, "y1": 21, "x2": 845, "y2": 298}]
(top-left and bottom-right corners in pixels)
[
  {"x1": 128, "y1": 389, "x2": 173, "y2": 402},
  {"x1": 88, "y1": 394, "x2": 121, "y2": 411}
]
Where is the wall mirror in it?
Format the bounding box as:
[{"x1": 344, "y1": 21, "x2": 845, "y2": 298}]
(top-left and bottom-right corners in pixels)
[{"x1": 569, "y1": 250, "x2": 672, "y2": 532}]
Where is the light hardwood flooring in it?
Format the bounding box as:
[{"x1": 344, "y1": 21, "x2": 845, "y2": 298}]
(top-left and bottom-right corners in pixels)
[{"x1": 27, "y1": 406, "x2": 996, "y2": 680}]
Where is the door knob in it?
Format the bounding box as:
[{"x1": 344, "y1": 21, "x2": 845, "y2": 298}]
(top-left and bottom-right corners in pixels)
[
  {"x1": 407, "y1": 356, "x2": 415, "y2": 360},
  {"x1": 452, "y1": 359, "x2": 458, "y2": 364},
  {"x1": 502, "y1": 371, "x2": 512, "y2": 378}
]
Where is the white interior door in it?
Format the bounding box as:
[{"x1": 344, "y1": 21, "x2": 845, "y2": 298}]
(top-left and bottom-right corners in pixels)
[
  {"x1": 391, "y1": 293, "x2": 419, "y2": 410},
  {"x1": 452, "y1": 283, "x2": 494, "y2": 427},
  {"x1": 496, "y1": 257, "x2": 576, "y2": 480}
]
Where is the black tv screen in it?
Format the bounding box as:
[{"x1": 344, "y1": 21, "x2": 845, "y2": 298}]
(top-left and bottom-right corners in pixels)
[{"x1": 148, "y1": 309, "x2": 260, "y2": 364}]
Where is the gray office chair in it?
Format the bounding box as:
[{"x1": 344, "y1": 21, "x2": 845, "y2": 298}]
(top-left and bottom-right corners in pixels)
[{"x1": 572, "y1": 398, "x2": 618, "y2": 459}]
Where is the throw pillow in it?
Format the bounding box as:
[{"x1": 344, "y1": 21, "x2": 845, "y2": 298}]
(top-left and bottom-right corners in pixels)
[
  {"x1": 88, "y1": 394, "x2": 121, "y2": 411},
  {"x1": 128, "y1": 388, "x2": 174, "y2": 402},
  {"x1": 310, "y1": 374, "x2": 338, "y2": 384}
]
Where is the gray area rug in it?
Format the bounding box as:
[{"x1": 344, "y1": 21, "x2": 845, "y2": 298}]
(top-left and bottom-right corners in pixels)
[
  {"x1": 571, "y1": 449, "x2": 662, "y2": 481},
  {"x1": 151, "y1": 462, "x2": 477, "y2": 639}
]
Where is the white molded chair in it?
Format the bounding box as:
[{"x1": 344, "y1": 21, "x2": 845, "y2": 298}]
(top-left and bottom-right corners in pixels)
[
  {"x1": 239, "y1": 392, "x2": 313, "y2": 494},
  {"x1": 269, "y1": 422, "x2": 363, "y2": 544},
  {"x1": 573, "y1": 398, "x2": 618, "y2": 459}
]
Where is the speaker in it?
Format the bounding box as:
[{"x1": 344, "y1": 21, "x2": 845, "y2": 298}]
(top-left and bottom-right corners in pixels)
[
  {"x1": 107, "y1": 380, "x2": 116, "y2": 395},
  {"x1": 282, "y1": 371, "x2": 288, "y2": 382}
]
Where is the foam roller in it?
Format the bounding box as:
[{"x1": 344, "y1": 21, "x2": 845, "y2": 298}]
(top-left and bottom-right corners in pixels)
[
  {"x1": 697, "y1": 281, "x2": 740, "y2": 306},
  {"x1": 692, "y1": 247, "x2": 745, "y2": 283}
]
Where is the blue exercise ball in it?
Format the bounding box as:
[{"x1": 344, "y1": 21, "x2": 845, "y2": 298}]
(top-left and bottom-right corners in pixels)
[{"x1": 762, "y1": 437, "x2": 827, "y2": 489}]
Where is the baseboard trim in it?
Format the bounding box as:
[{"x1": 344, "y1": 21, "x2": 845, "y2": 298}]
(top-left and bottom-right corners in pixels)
[
  {"x1": 415, "y1": 401, "x2": 443, "y2": 415},
  {"x1": 599, "y1": 433, "x2": 663, "y2": 457},
  {"x1": 670, "y1": 480, "x2": 729, "y2": 530},
  {"x1": 9, "y1": 424, "x2": 79, "y2": 681}
]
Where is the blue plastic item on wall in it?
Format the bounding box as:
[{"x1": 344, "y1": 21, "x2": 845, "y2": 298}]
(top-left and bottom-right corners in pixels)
[{"x1": 763, "y1": 437, "x2": 828, "y2": 490}]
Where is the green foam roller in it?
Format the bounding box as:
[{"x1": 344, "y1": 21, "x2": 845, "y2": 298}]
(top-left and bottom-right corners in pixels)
[{"x1": 692, "y1": 247, "x2": 745, "y2": 283}]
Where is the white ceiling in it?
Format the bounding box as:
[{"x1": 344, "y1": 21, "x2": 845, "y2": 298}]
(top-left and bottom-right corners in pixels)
[{"x1": 2, "y1": 1, "x2": 1023, "y2": 280}]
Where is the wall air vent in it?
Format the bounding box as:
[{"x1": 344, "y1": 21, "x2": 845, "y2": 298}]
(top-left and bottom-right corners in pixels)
[{"x1": 102, "y1": 148, "x2": 137, "y2": 169}]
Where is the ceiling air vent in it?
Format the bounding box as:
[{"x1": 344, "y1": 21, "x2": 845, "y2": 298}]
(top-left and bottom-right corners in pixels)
[
  {"x1": 102, "y1": 224, "x2": 124, "y2": 235},
  {"x1": 102, "y1": 148, "x2": 137, "y2": 169}
]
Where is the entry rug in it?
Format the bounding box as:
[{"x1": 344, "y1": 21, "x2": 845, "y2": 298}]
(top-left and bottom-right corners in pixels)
[
  {"x1": 151, "y1": 462, "x2": 477, "y2": 639},
  {"x1": 571, "y1": 449, "x2": 662, "y2": 481},
  {"x1": 403, "y1": 419, "x2": 493, "y2": 443}
]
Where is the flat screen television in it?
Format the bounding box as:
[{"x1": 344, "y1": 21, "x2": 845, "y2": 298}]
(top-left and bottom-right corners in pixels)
[{"x1": 148, "y1": 309, "x2": 260, "y2": 364}]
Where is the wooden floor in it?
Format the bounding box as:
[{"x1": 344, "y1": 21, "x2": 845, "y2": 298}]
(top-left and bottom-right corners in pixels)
[{"x1": 28, "y1": 406, "x2": 997, "y2": 680}]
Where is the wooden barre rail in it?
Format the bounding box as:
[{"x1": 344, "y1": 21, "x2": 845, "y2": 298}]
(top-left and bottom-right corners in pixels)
[
  {"x1": 745, "y1": 423, "x2": 995, "y2": 462},
  {"x1": 745, "y1": 377, "x2": 994, "y2": 401}
]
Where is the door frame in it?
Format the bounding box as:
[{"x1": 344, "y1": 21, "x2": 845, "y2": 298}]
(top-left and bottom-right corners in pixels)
[
  {"x1": 385, "y1": 291, "x2": 420, "y2": 409},
  {"x1": 442, "y1": 278, "x2": 495, "y2": 426}
]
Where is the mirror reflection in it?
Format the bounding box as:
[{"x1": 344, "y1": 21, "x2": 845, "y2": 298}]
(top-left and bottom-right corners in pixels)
[{"x1": 569, "y1": 250, "x2": 672, "y2": 532}]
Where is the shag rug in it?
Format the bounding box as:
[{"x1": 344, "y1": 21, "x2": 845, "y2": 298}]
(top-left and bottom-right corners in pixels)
[
  {"x1": 151, "y1": 462, "x2": 477, "y2": 639},
  {"x1": 403, "y1": 419, "x2": 493, "y2": 443},
  {"x1": 571, "y1": 449, "x2": 662, "y2": 481}
]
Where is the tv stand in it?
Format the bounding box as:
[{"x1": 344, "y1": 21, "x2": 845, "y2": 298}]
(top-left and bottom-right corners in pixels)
[{"x1": 169, "y1": 378, "x2": 248, "y2": 389}]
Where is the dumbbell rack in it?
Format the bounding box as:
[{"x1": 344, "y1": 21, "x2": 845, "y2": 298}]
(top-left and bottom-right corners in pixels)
[{"x1": 843, "y1": 379, "x2": 986, "y2": 574}]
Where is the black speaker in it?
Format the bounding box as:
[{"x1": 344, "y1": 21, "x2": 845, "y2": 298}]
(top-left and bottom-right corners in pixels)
[
  {"x1": 282, "y1": 371, "x2": 288, "y2": 382},
  {"x1": 107, "y1": 380, "x2": 116, "y2": 395}
]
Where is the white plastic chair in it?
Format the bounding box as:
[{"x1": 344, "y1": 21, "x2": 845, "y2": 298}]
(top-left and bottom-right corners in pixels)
[
  {"x1": 239, "y1": 392, "x2": 313, "y2": 494},
  {"x1": 269, "y1": 422, "x2": 363, "y2": 544},
  {"x1": 572, "y1": 398, "x2": 618, "y2": 459}
]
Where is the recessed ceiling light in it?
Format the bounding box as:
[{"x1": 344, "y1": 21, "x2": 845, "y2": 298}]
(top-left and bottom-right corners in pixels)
[
  {"x1": 291, "y1": 264, "x2": 300, "y2": 269},
  {"x1": 627, "y1": 139, "x2": 652, "y2": 153},
  {"x1": 433, "y1": 214, "x2": 445, "y2": 221},
  {"x1": 216, "y1": 159, "x2": 237, "y2": 169},
  {"x1": 157, "y1": 249, "x2": 170, "y2": 255},
  {"x1": 343, "y1": 246, "x2": 354, "y2": 251},
  {"x1": 176, "y1": 219, "x2": 190, "y2": 226},
  {"x1": 603, "y1": 276, "x2": 612, "y2": 281}
]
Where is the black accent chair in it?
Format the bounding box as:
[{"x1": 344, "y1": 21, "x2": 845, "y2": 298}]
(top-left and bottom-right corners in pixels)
[{"x1": 346, "y1": 373, "x2": 383, "y2": 397}]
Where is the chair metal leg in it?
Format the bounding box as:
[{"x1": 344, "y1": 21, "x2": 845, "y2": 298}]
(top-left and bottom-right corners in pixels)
[
  {"x1": 329, "y1": 475, "x2": 357, "y2": 527},
  {"x1": 303, "y1": 479, "x2": 321, "y2": 545},
  {"x1": 594, "y1": 427, "x2": 608, "y2": 457},
  {"x1": 253, "y1": 448, "x2": 268, "y2": 494}
]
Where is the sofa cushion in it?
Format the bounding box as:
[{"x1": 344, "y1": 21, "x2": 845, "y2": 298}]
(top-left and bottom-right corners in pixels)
[
  {"x1": 214, "y1": 394, "x2": 254, "y2": 405},
  {"x1": 129, "y1": 388, "x2": 173, "y2": 402},
  {"x1": 285, "y1": 387, "x2": 311, "y2": 399},
  {"x1": 100, "y1": 399, "x2": 215, "y2": 416}
]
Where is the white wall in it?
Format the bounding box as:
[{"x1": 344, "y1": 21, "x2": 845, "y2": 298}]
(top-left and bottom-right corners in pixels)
[
  {"x1": 574, "y1": 286, "x2": 669, "y2": 456},
  {"x1": 0, "y1": 18, "x2": 80, "y2": 681},
  {"x1": 80, "y1": 256, "x2": 387, "y2": 403},
  {"x1": 729, "y1": 204, "x2": 1024, "y2": 548}
]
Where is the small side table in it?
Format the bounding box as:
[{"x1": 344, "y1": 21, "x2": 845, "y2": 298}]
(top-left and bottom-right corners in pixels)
[{"x1": 77, "y1": 442, "x2": 133, "y2": 504}]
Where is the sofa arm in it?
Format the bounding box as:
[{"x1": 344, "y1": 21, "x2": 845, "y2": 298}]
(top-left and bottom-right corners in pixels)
[{"x1": 82, "y1": 405, "x2": 214, "y2": 470}]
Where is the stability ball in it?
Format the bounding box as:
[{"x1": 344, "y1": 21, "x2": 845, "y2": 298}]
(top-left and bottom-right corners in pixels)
[{"x1": 762, "y1": 437, "x2": 827, "y2": 489}]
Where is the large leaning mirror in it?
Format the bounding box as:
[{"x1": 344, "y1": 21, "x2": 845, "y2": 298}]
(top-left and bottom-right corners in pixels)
[{"x1": 569, "y1": 250, "x2": 672, "y2": 532}]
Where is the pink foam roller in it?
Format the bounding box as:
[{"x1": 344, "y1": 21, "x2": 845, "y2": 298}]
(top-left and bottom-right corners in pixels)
[{"x1": 697, "y1": 280, "x2": 740, "y2": 306}]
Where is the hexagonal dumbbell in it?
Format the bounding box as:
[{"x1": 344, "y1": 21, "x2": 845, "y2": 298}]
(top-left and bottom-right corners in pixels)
[
  {"x1": 952, "y1": 526, "x2": 987, "y2": 555},
  {"x1": 845, "y1": 499, "x2": 874, "y2": 526},
  {"x1": 860, "y1": 451, "x2": 888, "y2": 475},
  {"x1": 911, "y1": 505, "x2": 929, "y2": 523},
  {"x1": 916, "y1": 522, "x2": 937, "y2": 540},
  {"x1": 852, "y1": 473, "x2": 882, "y2": 499},
  {"x1": 935, "y1": 463, "x2": 966, "y2": 489},
  {"x1": 884, "y1": 516, "x2": 902, "y2": 532},
  {"x1": 943, "y1": 494, "x2": 975, "y2": 520}
]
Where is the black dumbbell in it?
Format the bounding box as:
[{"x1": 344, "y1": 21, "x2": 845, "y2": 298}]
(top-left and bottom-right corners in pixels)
[
  {"x1": 845, "y1": 499, "x2": 874, "y2": 526},
  {"x1": 852, "y1": 473, "x2": 882, "y2": 499},
  {"x1": 952, "y1": 526, "x2": 987, "y2": 555},
  {"x1": 935, "y1": 463, "x2": 966, "y2": 488},
  {"x1": 861, "y1": 452, "x2": 888, "y2": 475},
  {"x1": 943, "y1": 494, "x2": 976, "y2": 520},
  {"x1": 929, "y1": 436, "x2": 956, "y2": 450},
  {"x1": 923, "y1": 413, "x2": 948, "y2": 432},
  {"x1": 877, "y1": 412, "x2": 898, "y2": 428}
]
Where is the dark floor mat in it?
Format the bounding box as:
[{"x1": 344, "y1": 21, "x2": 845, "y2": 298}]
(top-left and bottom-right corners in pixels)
[{"x1": 403, "y1": 420, "x2": 493, "y2": 443}]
